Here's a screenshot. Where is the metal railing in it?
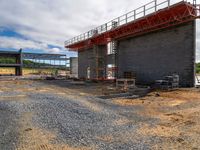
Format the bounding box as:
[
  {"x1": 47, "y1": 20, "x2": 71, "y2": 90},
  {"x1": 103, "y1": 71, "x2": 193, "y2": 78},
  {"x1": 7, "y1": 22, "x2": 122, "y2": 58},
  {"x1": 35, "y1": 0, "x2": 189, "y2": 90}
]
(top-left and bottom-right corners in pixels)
[
  {"x1": 196, "y1": 4, "x2": 200, "y2": 16},
  {"x1": 65, "y1": 0, "x2": 198, "y2": 47}
]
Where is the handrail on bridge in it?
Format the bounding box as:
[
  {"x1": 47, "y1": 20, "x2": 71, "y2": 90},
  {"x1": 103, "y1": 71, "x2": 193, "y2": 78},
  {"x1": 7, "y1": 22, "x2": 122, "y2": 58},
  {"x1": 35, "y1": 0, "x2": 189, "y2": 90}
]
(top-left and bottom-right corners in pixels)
[
  {"x1": 196, "y1": 4, "x2": 200, "y2": 17},
  {"x1": 65, "y1": 0, "x2": 199, "y2": 47}
]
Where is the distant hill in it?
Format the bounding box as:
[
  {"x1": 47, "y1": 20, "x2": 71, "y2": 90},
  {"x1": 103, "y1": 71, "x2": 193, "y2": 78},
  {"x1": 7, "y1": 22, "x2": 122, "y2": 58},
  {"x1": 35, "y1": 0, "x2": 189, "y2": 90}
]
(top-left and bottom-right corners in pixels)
[
  {"x1": 0, "y1": 57, "x2": 15, "y2": 64},
  {"x1": 1, "y1": 57, "x2": 200, "y2": 73},
  {"x1": 196, "y1": 63, "x2": 200, "y2": 74},
  {"x1": 0, "y1": 57, "x2": 49, "y2": 67}
]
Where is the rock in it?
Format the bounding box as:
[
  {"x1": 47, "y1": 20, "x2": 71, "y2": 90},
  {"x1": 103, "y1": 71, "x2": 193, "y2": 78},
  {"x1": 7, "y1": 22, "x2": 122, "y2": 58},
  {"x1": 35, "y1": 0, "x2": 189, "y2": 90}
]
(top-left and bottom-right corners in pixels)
[
  {"x1": 155, "y1": 93, "x2": 160, "y2": 97},
  {"x1": 24, "y1": 128, "x2": 32, "y2": 132}
]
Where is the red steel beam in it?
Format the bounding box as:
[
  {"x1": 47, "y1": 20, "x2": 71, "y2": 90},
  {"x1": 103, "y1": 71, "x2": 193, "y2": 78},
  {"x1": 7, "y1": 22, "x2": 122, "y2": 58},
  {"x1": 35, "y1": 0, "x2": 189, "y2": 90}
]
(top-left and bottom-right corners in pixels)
[{"x1": 66, "y1": 2, "x2": 199, "y2": 51}]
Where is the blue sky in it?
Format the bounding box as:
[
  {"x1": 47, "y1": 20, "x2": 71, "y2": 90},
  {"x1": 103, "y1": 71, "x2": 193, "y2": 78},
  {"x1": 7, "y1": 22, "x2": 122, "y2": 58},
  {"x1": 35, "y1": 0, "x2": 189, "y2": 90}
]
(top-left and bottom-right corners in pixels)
[
  {"x1": 0, "y1": 27, "x2": 72, "y2": 54},
  {"x1": 0, "y1": 0, "x2": 199, "y2": 60}
]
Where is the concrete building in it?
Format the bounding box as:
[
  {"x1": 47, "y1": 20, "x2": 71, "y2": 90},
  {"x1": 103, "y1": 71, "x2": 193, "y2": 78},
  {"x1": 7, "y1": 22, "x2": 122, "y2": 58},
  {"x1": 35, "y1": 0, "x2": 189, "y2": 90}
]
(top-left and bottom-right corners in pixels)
[{"x1": 65, "y1": 0, "x2": 200, "y2": 87}]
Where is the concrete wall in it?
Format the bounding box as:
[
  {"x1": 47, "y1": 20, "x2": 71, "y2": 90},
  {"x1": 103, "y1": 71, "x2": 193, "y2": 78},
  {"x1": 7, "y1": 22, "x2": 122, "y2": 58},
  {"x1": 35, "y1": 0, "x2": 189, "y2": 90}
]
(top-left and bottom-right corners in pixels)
[
  {"x1": 78, "y1": 48, "x2": 99, "y2": 79},
  {"x1": 78, "y1": 49, "x2": 92, "y2": 79},
  {"x1": 117, "y1": 21, "x2": 196, "y2": 87},
  {"x1": 78, "y1": 46, "x2": 107, "y2": 79},
  {"x1": 70, "y1": 57, "x2": 78, "y2": 78}
]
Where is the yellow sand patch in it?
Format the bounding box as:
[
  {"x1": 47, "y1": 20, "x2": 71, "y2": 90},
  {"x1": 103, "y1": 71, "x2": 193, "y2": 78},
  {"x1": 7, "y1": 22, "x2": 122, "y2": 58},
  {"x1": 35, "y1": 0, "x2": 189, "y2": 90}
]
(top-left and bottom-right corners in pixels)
[
  {"x1": 57, "y1": 92, "x2": 66, "y2": 95},
  {"x1": 15, "y1": 88, "x2": 35, "y2": 92},
  {"x1": 113, "y1": 118, "x2": 131, "y2": 126},
  {"x1": 170, "y1": 100, "x2": 185, "y2": 106},
  {"x1": 96, "y1": 135, "x2": 113, "y2": 143},
  {"x1": 80, "y1": 93, "x2": 87, "y2": 96},
  {"x1": 160, "y1": 90, "x2": 200, "y2": 100},
  {"x1": 113, "y1": 98, "x2": 145, "y2": 106},
  {"x1": 138, "y1": 123, "x2": 181, "y2": 137},
  {"x1": 0, "y1": 95, "x2": 26, "y2": 98}
]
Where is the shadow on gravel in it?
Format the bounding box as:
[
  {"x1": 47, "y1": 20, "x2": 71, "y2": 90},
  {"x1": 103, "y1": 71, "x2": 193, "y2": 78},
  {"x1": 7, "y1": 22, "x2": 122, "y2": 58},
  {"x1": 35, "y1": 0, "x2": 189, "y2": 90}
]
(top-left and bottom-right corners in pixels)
[
  {"x1": 37, "y1": 79, "x2": 110, "y2": 95},
  {"x1": 38, "y1": 80, "x2": 96, "y2": 88}
]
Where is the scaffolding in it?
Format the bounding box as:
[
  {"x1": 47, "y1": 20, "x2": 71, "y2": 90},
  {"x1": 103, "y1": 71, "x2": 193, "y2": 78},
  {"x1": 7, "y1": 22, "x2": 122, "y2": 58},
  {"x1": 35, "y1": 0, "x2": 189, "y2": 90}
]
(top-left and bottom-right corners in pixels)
[
  {"x1": 65, "y1": 0, "x2": 200, "y2": 80},
  {"x1": 88, "y1": 45, "x2": 105, "y2": 80}
]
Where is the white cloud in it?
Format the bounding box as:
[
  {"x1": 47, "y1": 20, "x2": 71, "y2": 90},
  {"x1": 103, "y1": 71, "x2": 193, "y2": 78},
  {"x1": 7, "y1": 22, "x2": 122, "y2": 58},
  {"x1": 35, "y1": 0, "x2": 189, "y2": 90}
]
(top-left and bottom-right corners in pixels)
[
  {"x1": 0, "y1": 36, "x2": 64, "y2": 54},
  {"x1": 0, "y1": 37, "x2": 46, "y2": 50},
  {"x1": 49, "y1": 48, "x2": 60, "y2": 54},
  {"x1": 0, "y1": 0, "x2": 147, "y2": 48},
  {"x1": 0, "y1": 0, "x2": 199, "y2": 59}
]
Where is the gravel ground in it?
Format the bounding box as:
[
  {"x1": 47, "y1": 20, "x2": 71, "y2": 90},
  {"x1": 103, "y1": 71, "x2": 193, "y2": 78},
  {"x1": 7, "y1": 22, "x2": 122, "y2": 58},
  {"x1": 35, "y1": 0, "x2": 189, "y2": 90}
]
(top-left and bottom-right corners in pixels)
[{"x1": 0, "y1": 79, "x2": 200, "y2": 150}]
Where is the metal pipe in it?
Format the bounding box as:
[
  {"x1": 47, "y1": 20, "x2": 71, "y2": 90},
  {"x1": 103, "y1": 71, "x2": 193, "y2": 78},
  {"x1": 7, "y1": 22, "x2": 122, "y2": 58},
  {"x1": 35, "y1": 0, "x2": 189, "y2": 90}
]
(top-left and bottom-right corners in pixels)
[
  {"x1": 134, "y1": 10, "x2": 136, "y2": 19},
  {"x1": 193, "y1": 0, "x2": 196, "y2": 6},
  {"x1": 155, "y1": 0, "x2": 157, "y2": 11},
  {"x1": 168, "y1": 0, "x2": 170, "y2": 8}
]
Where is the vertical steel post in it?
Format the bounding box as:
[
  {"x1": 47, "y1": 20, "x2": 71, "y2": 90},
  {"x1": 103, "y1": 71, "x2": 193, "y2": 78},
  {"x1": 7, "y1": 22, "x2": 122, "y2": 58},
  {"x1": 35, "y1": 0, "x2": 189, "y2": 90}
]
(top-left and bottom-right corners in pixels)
[
  {"x1": 105, "y1": 23, "x2": 107, "y2": 31},
  {"x1": 144, "y1": 5, "x2": 146, "y2": 16},
  {"x1": 155, "y1": 0, "x2": 157, "y2": 11},
  {"x1": 193, "y1": 0, "x2": 196, "y2": 6},
  {"x1": 134, "y1": 10, "x2": 136, "y2": 20},
  {"x1": 168, "y1": 0, "x2": 170, "y2": 8}
]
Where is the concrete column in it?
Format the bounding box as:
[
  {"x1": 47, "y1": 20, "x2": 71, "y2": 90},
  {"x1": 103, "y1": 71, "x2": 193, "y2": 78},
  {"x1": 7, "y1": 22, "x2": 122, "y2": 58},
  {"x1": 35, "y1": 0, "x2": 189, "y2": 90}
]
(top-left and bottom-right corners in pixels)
[{"x1": 15, "y1": 49, "x2": 23, "y2": 76}]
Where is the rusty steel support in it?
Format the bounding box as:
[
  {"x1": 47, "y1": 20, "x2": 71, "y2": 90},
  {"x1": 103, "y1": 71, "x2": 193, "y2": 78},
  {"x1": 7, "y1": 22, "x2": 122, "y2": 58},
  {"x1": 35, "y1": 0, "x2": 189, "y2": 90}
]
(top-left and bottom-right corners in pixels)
[{"x1": 65, "y1": 1, "x2": 199, "y2": 51}]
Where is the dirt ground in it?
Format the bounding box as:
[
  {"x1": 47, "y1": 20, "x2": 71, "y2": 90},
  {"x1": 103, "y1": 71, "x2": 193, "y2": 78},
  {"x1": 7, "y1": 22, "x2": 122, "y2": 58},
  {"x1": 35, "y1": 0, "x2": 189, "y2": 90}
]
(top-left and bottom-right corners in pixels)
[
  {"x1": 113, "y1": 89, "x2": 200, "y2": 149},
  {"x1": 0, "y1": 79, "x2": 200, "y2": 150}
]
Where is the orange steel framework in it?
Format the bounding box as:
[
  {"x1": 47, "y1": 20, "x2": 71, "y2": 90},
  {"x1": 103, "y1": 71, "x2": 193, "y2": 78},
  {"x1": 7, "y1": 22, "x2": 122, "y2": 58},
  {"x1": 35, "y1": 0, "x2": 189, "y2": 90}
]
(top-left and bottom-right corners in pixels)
[{"x1": 65, "y1": 0, "x2": 200, "y2": 51}]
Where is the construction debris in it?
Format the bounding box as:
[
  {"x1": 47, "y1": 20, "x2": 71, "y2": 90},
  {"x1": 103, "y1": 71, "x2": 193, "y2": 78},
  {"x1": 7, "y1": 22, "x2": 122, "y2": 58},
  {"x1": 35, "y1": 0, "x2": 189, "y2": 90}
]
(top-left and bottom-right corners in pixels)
[
  {"x1": 116, "y1": 79, "x2": 136, "y2": 92},
  {"x1": 155, "y1": 74, "x2": 179, "y2": 89},
  {"x1": 45, "y1": 76, "x2": 56, "y2": 80},
  {"x1": 99, "y1": 93, "x2": 134, "y2": 99}
]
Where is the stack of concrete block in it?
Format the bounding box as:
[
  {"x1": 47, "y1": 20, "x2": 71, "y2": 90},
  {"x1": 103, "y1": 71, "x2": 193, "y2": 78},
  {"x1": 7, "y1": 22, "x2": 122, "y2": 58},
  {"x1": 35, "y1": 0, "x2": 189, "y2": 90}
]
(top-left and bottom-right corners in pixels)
[{"x1": 155, "y1": 74, "x2": 179, "y2": 89}]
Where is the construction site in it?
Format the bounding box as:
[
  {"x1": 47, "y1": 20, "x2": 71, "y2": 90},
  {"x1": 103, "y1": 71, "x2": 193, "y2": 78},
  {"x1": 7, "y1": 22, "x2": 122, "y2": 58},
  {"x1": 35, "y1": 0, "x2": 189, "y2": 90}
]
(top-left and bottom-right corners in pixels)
[{"x1": 0, "y1": 0, "x2": 200, "y2": 149}]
